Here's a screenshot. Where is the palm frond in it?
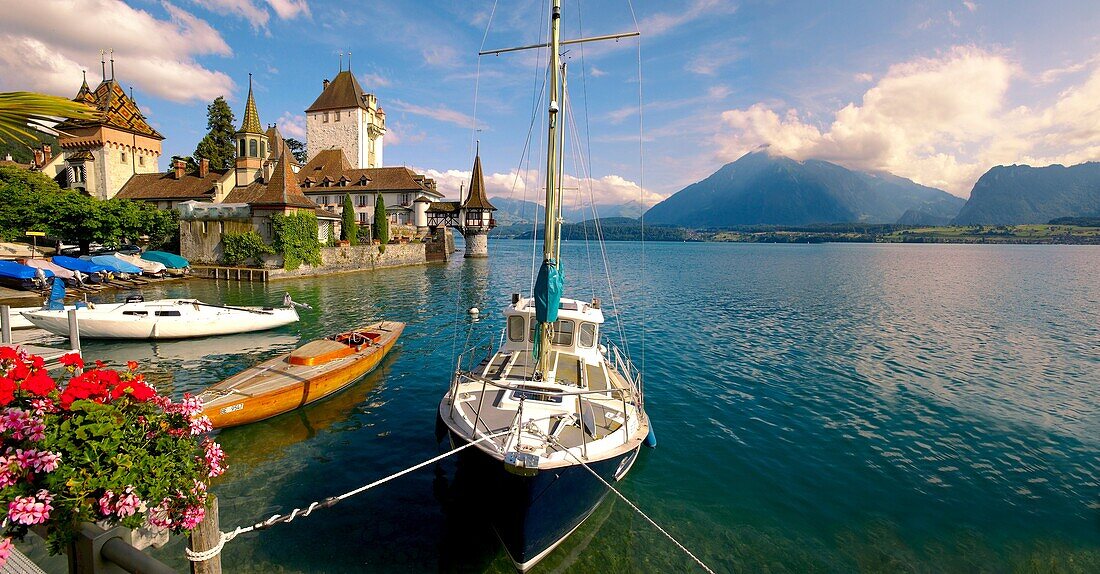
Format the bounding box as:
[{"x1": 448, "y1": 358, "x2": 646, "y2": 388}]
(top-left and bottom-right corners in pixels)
[{"x1": 0, "y1": 92, "x2": 101, "y2": 145}]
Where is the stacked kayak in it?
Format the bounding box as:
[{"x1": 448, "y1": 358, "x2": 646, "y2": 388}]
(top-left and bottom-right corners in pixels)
[
  {"x1": 141, "y1": 251, "x2": 190, "y2": 276},
  {"x1": 0, "y1": 260, "x2": 52, "y2": 290},
  {"x1": 115, "y1": 253, "x2": 166, "y2": 277},
  {"x1": 52, "y1": 256, "x2": 112, "y2": 283}
]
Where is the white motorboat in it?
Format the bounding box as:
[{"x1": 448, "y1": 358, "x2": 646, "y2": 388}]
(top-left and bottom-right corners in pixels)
[
  {"x1": 437, "y1": 4, "x2": 653, "y2": 570},
  {"x1": 22, "y1": 298, "x2": 299, "y2": 340}
]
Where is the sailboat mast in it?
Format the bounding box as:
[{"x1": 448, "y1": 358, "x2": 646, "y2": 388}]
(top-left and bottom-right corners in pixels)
[{"x1": 536, "y1": 0, "x2": 563, "y2": 375}]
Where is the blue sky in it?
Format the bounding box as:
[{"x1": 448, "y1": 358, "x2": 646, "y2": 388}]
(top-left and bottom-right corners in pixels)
[{"x1": 2, "y1": 0, "x2": 1100, "y2": 203}]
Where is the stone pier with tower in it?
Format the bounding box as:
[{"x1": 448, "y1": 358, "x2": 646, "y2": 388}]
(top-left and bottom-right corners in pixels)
[{"x1": 426, "y1": 151, "x2": 497, "y2": 258}]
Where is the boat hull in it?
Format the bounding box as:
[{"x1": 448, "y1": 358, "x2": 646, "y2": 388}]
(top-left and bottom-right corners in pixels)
[
  {"x1": 445, "y1": 426, "x2": 641, "y2": 572},
  {"x1": 200, "y1": 322, "x2": 404, "y2": 428},
  {"x1": 22, "y1": 304, "x2": 298, "y2": 340}
]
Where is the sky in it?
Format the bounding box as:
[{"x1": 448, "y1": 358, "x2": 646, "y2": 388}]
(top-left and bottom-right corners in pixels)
[{"x1": 2, "y1": 0, "x2": 1100, "y2": 205}]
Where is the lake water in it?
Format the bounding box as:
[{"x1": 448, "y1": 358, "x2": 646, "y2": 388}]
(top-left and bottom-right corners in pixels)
[{"x1": 23, "y1": 241, "x2": 1100, "y2": 572}]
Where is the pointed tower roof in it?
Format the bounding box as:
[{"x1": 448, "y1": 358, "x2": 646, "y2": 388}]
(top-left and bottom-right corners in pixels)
[
  {"x1": 305, "y1": 70, "x2": 369, "y2": 112},
  {"x1": 248, "y1": 143, "x2": 318, "y2": 209},
  {"x1": 76, "y1": 71, "x2": 91, "y2": 99},
  {"x1": 240, "y1": 74, "x2": 263, "y2": 134},
  {"x1": 461, "y1": 152, "x2": 496, "y2": 210},
  {"x1": 60, "y1": 77, "x2": 163, "y2": 139}
]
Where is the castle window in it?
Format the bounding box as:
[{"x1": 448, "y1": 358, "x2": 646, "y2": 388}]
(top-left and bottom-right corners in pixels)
[
  {"x1": 249, "y1": 139, "x2": 258, "y2": 157},
  {"x1": 138, "y1": 155, "x2": 145, "y2": 166},
  {"x1": 120, "y1": 151, "x2": 127, "y2": 163},
  {"x1": 334, "y1": 112, "x2": 340, "y2": 122},
  {"x1": 239, "y1": 139, "x2": 246, "y2": 157},
  {"x1": 323, "y1": 112, "x2": 329, "y2": 123},
  {"x1": 359, "y1": 212, "x2": 368, "y2": 224},
  {"x1": 357, "y1": 194, "x2": 367, "y2": 207},
  {"x1": 260, "y1": 141, "x2": 266, "y2": 158}
]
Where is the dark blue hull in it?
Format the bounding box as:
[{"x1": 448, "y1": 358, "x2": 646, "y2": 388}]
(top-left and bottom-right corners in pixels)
[{"x1": 448, "y1": 429, "x2": 640, "y2": 571}]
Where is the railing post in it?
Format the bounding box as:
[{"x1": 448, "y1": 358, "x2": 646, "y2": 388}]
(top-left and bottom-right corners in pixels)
[
  {"x1": 1, "y1": 305, "x2": 11, "y2": 344},
  {"x1": 189, "y1": 494, "x2": 222, "y2": 574},
  {"x1": 67, "y1": 309, "x2": 81, "y2": 352}
]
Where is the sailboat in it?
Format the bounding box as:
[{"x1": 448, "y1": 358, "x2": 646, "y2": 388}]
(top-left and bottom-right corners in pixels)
[{"x1": 437, "y1": 2, "x2": 652, "y2": 570}]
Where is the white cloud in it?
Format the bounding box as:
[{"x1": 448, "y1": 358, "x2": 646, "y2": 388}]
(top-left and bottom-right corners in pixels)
[
  {"x1": 276, "y1": 112, "x2": 306, "y2": 139},
  {"x1": 188, "y1": 0, "x2": 309, "y2": 28},
  {"x1": 390, "y1": 99, "x2": 477, "y2": 129},
  {"x1": 639, "y1": 0, "x2": 738, "y2": 36},
  {"x1": 687, "y1": 42, "x2": 742, "y2": 76},
  {"x1": 588, "y1": 67, "x2": 607, "y2": 78},
  {"x1": 359, "y1": 72, "x2": 391, "y2": 89},
  {"x1": 421, "y1": 45, "x2": 460, "y2": 68},
  {"x1": 0, "y1": 0, "x2": 233, "y2": 103},
  {"x1": 963, "y1": 1, "x2": 978, "y2": 13},
  {"x1": 418, "y1": 167, "x2": 665, "y2": 207},
  {"x1": 265, "y1": 0, "x2": 309, "y2": 20},
  {"x1": 854, "y1": 72, "x2": 874, "y2": 83},
  {"x1": 714, "y1": 46, "x2": 1100, "y2": 196}
]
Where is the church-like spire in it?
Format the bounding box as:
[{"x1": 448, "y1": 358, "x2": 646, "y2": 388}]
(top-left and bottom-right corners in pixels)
[
  {"x1": 462, "y1": 146, "x2": 496, "y2": 210},
  {"x1": 240, "y1": 73, "x2": 263, "y2": 134}
]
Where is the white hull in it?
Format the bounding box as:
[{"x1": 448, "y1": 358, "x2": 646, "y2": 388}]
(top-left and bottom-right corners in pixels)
[{"x1": 22, "y1": 299, "x2": 298, "y2": 340}]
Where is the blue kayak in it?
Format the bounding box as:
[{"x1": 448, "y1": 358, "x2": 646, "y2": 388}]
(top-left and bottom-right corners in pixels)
[
  {"x1": 141, "y1": 251, "x2": 189, "y2": 269},
  {"x1": 87, "y1": 255, "x2": 142, "y2": 274},
  {"x1": 52, "y1": 255, "x2": 112, "y2": 274}
]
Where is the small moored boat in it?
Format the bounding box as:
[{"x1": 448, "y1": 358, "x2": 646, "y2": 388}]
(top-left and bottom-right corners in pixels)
[
  {"x1": 0, "y1": 260, "x2": 52, "y2": 291},
  {"x1": 51, "y1": 256, "x2": 112, "y2": 283},
  {"x1": 198, "y1": 321, "x2": 405, "y2": 428},
  {"x1": 21, "y1": 298, "x2": 299, "y2": 340},
  {"x1": 87, "y1": 255, "x2": 142, "y2": 275},
  {"x1": 141, "y1": 251, "x2": 190, "y2": 276},
  {"x1": 115, "y1": 253, "x2": 167, "y2": 277},
  {"x1": 23, "y1": 258, "x2": 80, "y2": 287}
]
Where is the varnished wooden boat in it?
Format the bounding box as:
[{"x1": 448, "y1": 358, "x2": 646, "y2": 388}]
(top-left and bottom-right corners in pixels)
[{"x1": 198, "y1": 321, "x2": 405, "y2": 428}]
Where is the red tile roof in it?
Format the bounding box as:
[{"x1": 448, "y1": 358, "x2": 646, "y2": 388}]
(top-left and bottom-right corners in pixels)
[{"x1": 116, "y1": 170, "x2": 228, "y2": 201}]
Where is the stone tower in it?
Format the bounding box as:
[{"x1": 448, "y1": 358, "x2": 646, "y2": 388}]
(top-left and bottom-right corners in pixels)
[
  {"x1": 305, "y1": 69, "x2": 386, "y2": 169},
  {"x1": 234, "y1": 74, "x2": 268, "y2": 188},
  {"x1": 55, "y1": 64, "x2": 164, "y2": 200},
  {"x1": 459, "y1": 152, "x2": 496, "y2": 258}
]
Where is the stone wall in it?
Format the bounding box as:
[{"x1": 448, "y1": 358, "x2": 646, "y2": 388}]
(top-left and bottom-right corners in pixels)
[
  {"x1": 267, "y1": 242, "x2": 433, "y2": 279},
  {"x1": 179, "y1": 218, "x2": 254, "y2": 264}
]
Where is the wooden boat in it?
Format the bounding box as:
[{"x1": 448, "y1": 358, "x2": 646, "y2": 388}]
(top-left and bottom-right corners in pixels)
[{"x1": 199, "y1": 321, "x2": 405, "y2": 428}]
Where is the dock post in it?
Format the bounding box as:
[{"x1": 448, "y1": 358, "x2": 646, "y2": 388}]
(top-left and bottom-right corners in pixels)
[
  {"x1": 189, "y1": 494, "x2": 222, "y2": 574},
  {"x1": 66, "y1": 308, "x2": 81, "y2": 352},
  {"x1": 1, "y1": 305, "x2": 10, "y2": 344}
]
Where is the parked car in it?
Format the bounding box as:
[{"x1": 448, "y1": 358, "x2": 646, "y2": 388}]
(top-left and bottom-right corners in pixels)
[{"x1": 92, "y1": 244, "x2": 141, "y2": 256}]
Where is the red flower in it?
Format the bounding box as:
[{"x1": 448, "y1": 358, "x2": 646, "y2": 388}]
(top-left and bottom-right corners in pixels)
[
  {"x1": 58, "y1": 353, "x2": 84, "y2": 370},
  {"x1": 19, "y1": 371, "x2": 55, "y2": 397},
  {"x1": 94, "y1": 360, "x2": 106, "y2": 369},
  {"x1": 108, "y1": 380, "x2": 155, "y2": 402},
  {"x1": 126, "y1": 361, "x2": 139, "y2": 372},
  {"x1": 29, "y1": 356, "x2": 44, "y2": 370},
  {"x1": 8, "y1": 363, "x2": 29, "y2": 382},
  {"x1": 0, "y1": 347, "x2": 19, "y2": 362},
  {"x1": 0, "y1": 377, "x2": 14, "y2": 406}
]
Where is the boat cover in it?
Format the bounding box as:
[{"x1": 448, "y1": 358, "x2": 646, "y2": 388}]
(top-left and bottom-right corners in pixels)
[
  {"x1": 52, "y1": 256, "x2": 112, "y2": 274},
  {"x1": 141, "y1": 251, "x2": 189, "y2": 269},
  {"x1": 88, "y1": 255, "x2": 142, "y2": 274},
  {"x1": 115, "y1": 253, "x2": 166, "y2": 274},
  {"x1": 24, "y1": 259, "x2": 75, "y2": 280},
  {"x1": 0, "y1": 260, "x2": 53, "y2": 280}
]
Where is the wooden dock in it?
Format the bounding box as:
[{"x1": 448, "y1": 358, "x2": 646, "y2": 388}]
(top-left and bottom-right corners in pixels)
[{"x1": 192, "y1": 265, "x2": 270, "y2": 282}]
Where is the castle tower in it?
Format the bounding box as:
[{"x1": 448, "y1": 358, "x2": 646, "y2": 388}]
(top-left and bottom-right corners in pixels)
[
  {"x1": 54, "y1": 60, "x2": 164, "y2": 200},
  {"x1": 459, "y1": 151, "x2": 496, "y2": 258},
  {"x1": 305, "y1": 67, "x2": 386, "y2": 169},
  {"x1": 235, "y1": 74, "x2": 269, "y2": 188}
]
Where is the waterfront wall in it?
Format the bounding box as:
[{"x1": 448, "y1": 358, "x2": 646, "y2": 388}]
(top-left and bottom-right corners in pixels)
[{"x1": 268, "y1": 242, "x2": 430, "y2": 280}]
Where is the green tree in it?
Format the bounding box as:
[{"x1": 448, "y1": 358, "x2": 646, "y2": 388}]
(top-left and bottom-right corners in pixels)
[
  {"x1": 340, "y1": 193, "x2": 357, "y2": 245},
  {"x1": 0, "y1": 166, "x2": 59, "y2": 240},
  {"x1": 285, "y1": 138, "x2": 308, "y2": 163},
  {"x1": 374, "y1": 194, "x2": 389, "y2": 253},
  {"x1": 193, "y1": 96, "x2": 236, "y2": 171}
]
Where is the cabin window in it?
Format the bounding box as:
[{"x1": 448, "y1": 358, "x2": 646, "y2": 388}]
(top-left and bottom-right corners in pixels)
[
  {"x1": 154, "y1": 310, "x2": 181, "y2": 317},
  {"x1": 551, "y1": 320, "x2": 575, "y2": 346},
  {"x1": 122, "y1": 311, "x2": 148, "y2": 316},
  {"x1": 249, "y1": 139, "x2": 258, "y2": 157},
  {"x1": 508, "y1": 315, "x2": 526, "y2": 342},
  {"x1": 578, "y1": 322, "x2": 596, "y2": 348}
]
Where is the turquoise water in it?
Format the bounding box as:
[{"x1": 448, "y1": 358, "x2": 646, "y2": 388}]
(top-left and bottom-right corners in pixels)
[{"x1": 27, "y1": 242, "x2": 1100, "y2": 572}]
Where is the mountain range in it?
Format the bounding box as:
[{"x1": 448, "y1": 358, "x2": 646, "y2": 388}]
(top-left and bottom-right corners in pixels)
[
  {"x1": 645, "y1": 151, "x2": 964, "y2": 227},
  {"x1": 952, "y1": 162, "x2": 1100, "y2": 224}
]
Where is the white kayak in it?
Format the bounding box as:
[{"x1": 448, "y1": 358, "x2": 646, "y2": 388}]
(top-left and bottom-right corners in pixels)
[
  {"x1": 21, "y1": 299, "x2": 299, "y2": 340},
  {"x1": 114, "y1": 253, "x2": 167, "y2": 277}
]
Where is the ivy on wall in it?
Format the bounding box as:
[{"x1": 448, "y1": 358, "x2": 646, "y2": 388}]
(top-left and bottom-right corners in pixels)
[
  {"x1": 271, "y1": 211, "x2": 322, "y2": 270},
  {"x1": 221, "y1": 230, "x2": 273, "y2": 265}
]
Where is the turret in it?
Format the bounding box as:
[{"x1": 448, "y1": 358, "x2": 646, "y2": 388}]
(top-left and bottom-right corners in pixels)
[{"x1": 235, "y1": 74, "x2": 269, "y2": 188}]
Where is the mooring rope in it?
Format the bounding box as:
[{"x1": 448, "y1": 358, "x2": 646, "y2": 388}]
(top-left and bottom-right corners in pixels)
[
  {"x1": 534, "y1": 427, "x2": 716, "y2": 574},
  {"x1": 185, "y1": 430, "x2": 509, "y2": 562}
]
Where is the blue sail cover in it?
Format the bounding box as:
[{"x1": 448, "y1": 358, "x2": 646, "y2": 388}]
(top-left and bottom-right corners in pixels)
[
  {"x1": 0, "y1": 260, "x2": 52, "y2": 280},
  {"x1": 534, "y1": 259, "x2": 563, "y2": 323},
  {"x1": 52, "y1": 256, "x2": 111, "y2": 274},
  {"x1": 89, "y1": 255, "x2": 142, "y2": 274},
  {"x1": 47, "y1": 277, "x2": 66, "y2": 310}
]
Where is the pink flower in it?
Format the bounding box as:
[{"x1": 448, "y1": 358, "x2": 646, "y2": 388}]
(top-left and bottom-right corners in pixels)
[
  {"x1": 189, "y1": 415, "x2": 212, "y2": 436},
  {"x1": 98, "y1": 491, "x2": 115, "y2": 516},
  {"x1": 13, "y1": 449, "x2": 61, "y2": 474},
  {"x1": 114, "y1": 486, "x2": 140, "y2": 518},
  {"x1": 8, "y1": 491, "x2": 52, "y2": 525},
  {"x1": 179, "y1": 504, "x2": 205, "y2": 530},
  {"x1": 0, "y1": 537, "x2": 12, "y2": 567},
  {"x1": 201, "y1": 439, "x2": 225, "y2": 478},
  {"x1": 146, "y1": 498, "x2": 173, "y2": 528}
]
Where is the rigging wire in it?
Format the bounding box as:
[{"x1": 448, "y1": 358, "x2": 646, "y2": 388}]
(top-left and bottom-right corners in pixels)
[{"x1": 626, "y1": 0, "x2": 646, "y2": 395}]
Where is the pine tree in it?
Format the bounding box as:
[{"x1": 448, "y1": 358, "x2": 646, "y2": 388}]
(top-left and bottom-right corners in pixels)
[
  {"x1": 285, "y1": 138, "x2": 308, "y2": 163},
  {"x1": 374, "y1": 194, "x2": 389, "y2": 253},
  {"x1": 193, "y1": 96, "x2": 236, "y2": 171},
  {"x1": 341, "y1": 193, "x2": 357, "y2": 245}
]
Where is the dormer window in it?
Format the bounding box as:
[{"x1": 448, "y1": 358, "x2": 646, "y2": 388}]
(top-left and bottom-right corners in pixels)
[{"x1": 358, "y1": 176, "x2": 368, "y2": 186}]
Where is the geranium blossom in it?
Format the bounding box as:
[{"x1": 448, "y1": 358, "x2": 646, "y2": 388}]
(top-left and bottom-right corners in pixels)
[
  {"x1": 201, "y1": 438, "x2": 226, "y2": 478},
  {"x1": 8, "y1": 491, "x2": 52, "y2": 525},
  {"x1": 58, "y1": 353, "x2": 83, "y2": 370}
]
